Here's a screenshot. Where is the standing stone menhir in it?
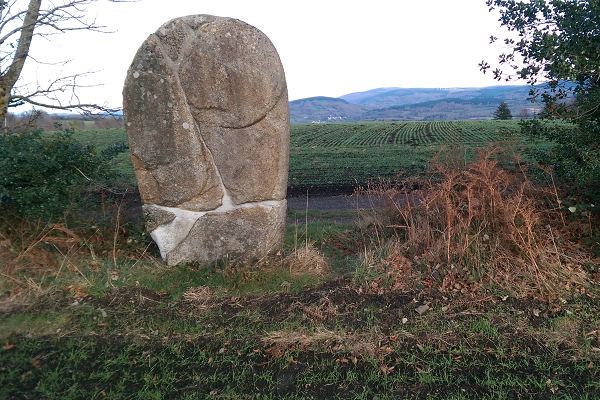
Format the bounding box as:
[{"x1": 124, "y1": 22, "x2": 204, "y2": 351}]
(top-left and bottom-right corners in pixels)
[{"x1": 123, "y1": 15, "x2": 289, "y2": 266}]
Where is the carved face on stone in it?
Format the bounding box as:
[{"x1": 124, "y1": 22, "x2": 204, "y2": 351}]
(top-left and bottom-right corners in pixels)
[{"x1": 123, "y1": 15, "x2": 290, "y2": 265}]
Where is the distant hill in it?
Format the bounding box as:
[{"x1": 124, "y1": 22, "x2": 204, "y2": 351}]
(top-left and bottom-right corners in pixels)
[
  {"x1": 339, "y1": 86, "x2": 534, "y2": 108},
  {"x1": 362, "y1": 97, "x2": 524, "y2": 121},
  {"x1": 337, "y1": 87, "x2": 402, "y2": 104},
  {"x1": 289, "y1": 96, "x2": 368, "y2": 124},
  {"x1": 289, "y1": 85, "x2": 540, "y2": 123}
]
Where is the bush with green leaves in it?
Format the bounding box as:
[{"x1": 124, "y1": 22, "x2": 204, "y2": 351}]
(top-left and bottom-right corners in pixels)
[
  {"x1": 0, "y1": 128, "x2": 128, "y2": 220},
  {"x1": 480, "y1": 0, "x2": 600, "y2": 204}
]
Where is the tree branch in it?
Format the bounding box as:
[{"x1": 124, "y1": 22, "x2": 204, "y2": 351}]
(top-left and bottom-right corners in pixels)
[
  {"x1": 3, "y1": 0, "x2": 41, "y2": 89},
  {"x1": 0, "y1": 0, "x2": 134, "y2": 123},
  {"x1": 11, "y1": 94, "x2": 121, "y2": 115}
]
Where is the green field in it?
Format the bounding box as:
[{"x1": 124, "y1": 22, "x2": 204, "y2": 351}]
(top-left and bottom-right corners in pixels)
[
  {"x1": 4, "y1": 120, "x2": 598, "y2": 400},
  {"x1": 288, "y1": 120, "x2": 522, "y2": 184},
  {"x1": 70, "y1": 120, "x2": 525, "y2": 186}
]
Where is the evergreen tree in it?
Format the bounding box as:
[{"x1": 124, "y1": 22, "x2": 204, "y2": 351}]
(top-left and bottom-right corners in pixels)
[{"x1": 493, "y1": 102, "x2": 512, "y2": 120}]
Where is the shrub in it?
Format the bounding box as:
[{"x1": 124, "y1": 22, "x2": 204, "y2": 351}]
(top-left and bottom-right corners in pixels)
[
  {"x1": 356, "y1": 145, "x2": 598, "y2": 300},
  {"x1": 481, "y1": 0, "x2": 600, "y2": 204},
  {"x1": 0, "y1": 128, "x2": 128, "y2": 220}
]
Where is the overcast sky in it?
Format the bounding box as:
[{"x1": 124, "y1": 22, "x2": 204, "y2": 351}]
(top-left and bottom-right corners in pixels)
[{"x1": 19, "y1": 0, "x2": 520, "y2": 111}]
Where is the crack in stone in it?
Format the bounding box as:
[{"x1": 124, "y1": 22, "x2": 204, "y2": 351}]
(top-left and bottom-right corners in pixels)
[
  {"x1": 216, "y1": 82, "x2": 287, "y2": 130},
  {"x1": 174, "y1": 22, "x2": 196, "y2": 66},
  {"x1": 176, "y1": 19, "x2": 286, "y2": 132},
  {"x1": 189, "y1": 104, "x2": 228, "y2": 113},
  {"x1": 152, "y1": 32, "x2": 234, "y2": 209}
]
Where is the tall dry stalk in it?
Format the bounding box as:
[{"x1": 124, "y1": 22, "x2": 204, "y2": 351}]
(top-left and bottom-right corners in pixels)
[{"x1": 361, "y1": 144, "x2": 597, "y2": 299}]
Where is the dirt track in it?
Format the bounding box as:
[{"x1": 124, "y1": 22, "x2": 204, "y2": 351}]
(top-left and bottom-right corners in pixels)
[
  {"x1": 286, "y1": 194, "x2": 387, "y2": 212},
  {"x1": 116, "y1": 186, "x2": 390, "y2": 221}
]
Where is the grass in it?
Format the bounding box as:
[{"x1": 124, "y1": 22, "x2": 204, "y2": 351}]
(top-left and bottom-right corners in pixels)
[
  {"x1": 60, "y1": 121, "x2": 551, "y2": 186},
  {"x1": 1, "y1": 128, "x2": 599, "y2": 398},
  {"x1": 2, "y1": 282, "x2": 599, "y2": 399}
]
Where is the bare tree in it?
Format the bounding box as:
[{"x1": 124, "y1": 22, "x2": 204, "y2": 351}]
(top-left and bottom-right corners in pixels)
[
  {"x1": 0, "y1": 0, "x2": 123, "y2": 129},
  {"x1": 517, "y1": 107, "x2": 531, "y2": 120}
]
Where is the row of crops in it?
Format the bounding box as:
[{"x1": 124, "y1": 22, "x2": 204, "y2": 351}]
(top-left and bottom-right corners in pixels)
[
  {"x1": 289, "y1": 120, "x2": 520, "y2": 149},
  {"x1": 74, "y1": 120, "x2": 525, "y2": 187},
  {"x1": 288, "y1": 120, "x2": 523, "y2": 185}
]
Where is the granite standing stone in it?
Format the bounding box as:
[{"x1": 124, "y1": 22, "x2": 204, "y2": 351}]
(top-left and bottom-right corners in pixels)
[{"x1": 123, "y1": 15, "x2": 289, "y2": 265}]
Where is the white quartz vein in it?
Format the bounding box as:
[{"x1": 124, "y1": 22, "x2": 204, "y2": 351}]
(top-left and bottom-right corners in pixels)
[{"x1": 148, "y1": 200, "x2": 285, "y2": 259}]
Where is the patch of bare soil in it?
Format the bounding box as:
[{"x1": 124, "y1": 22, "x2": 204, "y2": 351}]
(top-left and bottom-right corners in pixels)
[
  {"x1": 94, "y1": 286, "x2": 169, "y2": 309},
  {"x1": 109, "y1": 185, "x2": 386, "y2": 220},
  {"x1": 86, "y1": 279, "x2": 598, "y2": 356}
]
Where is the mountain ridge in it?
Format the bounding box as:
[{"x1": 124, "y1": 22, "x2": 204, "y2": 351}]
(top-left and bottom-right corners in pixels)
[{"x1": 289, "y1": 85, "x2": 539, "y2": 123}]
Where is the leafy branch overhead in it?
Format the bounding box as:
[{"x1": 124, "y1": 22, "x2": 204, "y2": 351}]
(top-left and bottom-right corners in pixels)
[
  {"x1": 0, "y1": 0, "x2": 125, "y2": 124},
  {"x1": 479, "y1": 0, "x2": 599, "y2": 86},
  {"x1": 481, "y1": 0, "x2": 600, "y2": 201}
]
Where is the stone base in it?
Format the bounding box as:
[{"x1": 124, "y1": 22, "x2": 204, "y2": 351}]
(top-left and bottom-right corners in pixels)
[{"x1": 144, "y1": 201, "x2": 286, "y2": 266}]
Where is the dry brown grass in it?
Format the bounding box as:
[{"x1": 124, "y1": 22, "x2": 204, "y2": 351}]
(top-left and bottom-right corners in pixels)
[
  {"x1": 181, "y1": 285, "x2": 212, "y2": 303},
  {"x1": 301, "y1": 295, "x2": 339, "y2": 323},
  {"x1": 261, "y1": 327, "x2": 390, "y2": 360},
  {"x1": 0, "y1": 192, "x2": 154, "y2": 306},
  {"x1": 0, "y1": 220, "x2": 83, "y2": 300},
  {"x1": 285, "y1": 241, "x2": 330, "y2": 277},
  {"x1": 358, "y1": 144, "x2": 599, "y2": 300}
]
